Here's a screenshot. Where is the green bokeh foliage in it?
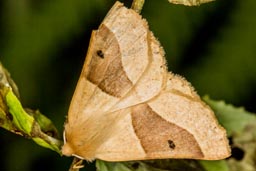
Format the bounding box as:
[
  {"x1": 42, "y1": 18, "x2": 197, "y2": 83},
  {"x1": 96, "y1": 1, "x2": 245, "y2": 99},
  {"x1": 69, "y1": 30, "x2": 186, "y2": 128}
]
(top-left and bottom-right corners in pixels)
[{"x1": 0, "y1": 0, "x2": 256, "y2": 170}]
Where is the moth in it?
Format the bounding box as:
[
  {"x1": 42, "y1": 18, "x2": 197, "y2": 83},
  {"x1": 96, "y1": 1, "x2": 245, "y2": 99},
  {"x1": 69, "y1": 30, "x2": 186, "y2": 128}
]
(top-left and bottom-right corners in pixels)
[{"x1": 62, "y1": 1, "x2": 230, "y2": 161}]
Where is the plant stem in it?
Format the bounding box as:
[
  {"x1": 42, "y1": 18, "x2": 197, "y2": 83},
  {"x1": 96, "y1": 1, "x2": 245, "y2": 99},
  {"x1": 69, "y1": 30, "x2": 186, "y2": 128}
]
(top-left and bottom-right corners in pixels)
[{"x1": 131, "y1": 0, "x2": 145, "y2": 13}]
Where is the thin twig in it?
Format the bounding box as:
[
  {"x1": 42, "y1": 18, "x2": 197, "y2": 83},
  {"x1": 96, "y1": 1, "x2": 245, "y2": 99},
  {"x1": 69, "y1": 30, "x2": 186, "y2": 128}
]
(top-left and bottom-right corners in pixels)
[{"x1": 131, "y1": 0, "x2": 145, "y2": 13}]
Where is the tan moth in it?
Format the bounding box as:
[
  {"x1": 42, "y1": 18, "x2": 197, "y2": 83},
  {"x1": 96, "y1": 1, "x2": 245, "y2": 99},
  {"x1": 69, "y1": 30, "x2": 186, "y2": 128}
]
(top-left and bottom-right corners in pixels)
[{"x1": 62, "y1": 1, "x2": 230, "y2": 161}]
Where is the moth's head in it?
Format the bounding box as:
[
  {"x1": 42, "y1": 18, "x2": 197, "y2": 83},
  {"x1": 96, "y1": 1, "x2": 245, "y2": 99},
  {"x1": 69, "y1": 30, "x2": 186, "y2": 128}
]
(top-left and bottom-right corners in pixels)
[
  {"x1": 62, "y1": 122, "x2": 99, "y2": 160},
  {"x1": 62, "y1": 142, "x2": 74, "y2": 156},
  {"x1": 62, "y1": 142, "x2": 86, "y2": 160},
  {"x1": 62, "y1": 130, "x2": 73, "y2": 156}
]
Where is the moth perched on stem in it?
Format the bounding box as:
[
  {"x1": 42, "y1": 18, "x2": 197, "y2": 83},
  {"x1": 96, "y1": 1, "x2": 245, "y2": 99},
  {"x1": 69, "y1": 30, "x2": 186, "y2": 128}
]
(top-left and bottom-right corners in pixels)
[{"x1": 62, "y1": 1, "x2": 230, "y2": 162}]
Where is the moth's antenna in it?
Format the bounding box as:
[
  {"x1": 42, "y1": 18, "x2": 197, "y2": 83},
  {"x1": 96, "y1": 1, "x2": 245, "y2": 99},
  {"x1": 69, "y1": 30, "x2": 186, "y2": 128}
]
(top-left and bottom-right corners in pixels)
[{"x1": 131, "y1": 0, "x2": 145, "y2": 13}]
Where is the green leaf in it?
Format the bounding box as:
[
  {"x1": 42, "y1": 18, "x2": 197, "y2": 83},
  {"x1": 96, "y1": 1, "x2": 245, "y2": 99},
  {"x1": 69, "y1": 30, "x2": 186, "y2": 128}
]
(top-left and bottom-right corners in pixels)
[
  {"x1": 26, "y1": 109, "x2": 59, "y2": 138},
  {"x1": 4, "y1": 89, "x2": 62, "y2": 153},
  {"x1": 204, "y1": 96, "x2": 256, "y2": 136},
  {"x1": 0, "y1": 62, "x2": 19, "y2": 97},
  {"x1": 5, "y1": 90, "x2": 34, "y2": 135},
  {"x1": 96, "y1": 160, "x2": 133, "y2": 171},
  {"x1": 227, "y1": 123, "x2": 256, "y2": 171},
  {"x1": 32, "y1": 136, "x2": 61, "y2": 153},
  {"x1": 199, "y1": 160, "x2": 229, "y2": 171},
  {"x1": 0, "y1": 62, "x2": 62, "y2": 154},
  {"x1": 203, "y1": 97, "x2": 256, "y2": 171}
]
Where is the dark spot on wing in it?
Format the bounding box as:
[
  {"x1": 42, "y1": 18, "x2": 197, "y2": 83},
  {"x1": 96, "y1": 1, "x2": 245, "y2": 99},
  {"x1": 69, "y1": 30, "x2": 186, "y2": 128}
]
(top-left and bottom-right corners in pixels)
[
  {"x1": 168, "y1": 140, "x2": 176, "y2": 149},
  {"x1": 96, "y1": 50, "x2": 104, "y2": 58}
]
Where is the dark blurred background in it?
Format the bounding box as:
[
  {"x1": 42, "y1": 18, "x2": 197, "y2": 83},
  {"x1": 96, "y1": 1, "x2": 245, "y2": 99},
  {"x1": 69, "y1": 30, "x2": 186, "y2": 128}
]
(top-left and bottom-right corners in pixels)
[{"x1": 0, "y1": 0, "x2": 255, "y2": 170}]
